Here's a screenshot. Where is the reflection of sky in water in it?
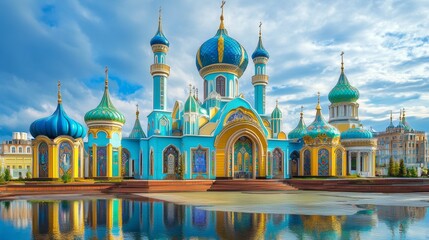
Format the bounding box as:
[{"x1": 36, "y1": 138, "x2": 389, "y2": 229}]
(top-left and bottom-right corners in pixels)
[{"x1": 0, "y1": 199, "x2": 428, "y2": 239}]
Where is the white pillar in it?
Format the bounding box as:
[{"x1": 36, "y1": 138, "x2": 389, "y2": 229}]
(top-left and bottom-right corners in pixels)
[
  {"x1": 357, "y1": 152, "x2": 361, "y2": 175},
  {"x1": 348, "y1": 151, "x2": 352, "y2": 174}
]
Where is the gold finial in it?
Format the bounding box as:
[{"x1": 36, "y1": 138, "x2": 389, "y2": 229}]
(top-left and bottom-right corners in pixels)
[
  {"x1": 195, "y1": 88, "x2": 199, "y2": 101},
  {"x1": 340, "y1": 51, "x2": 344, "y2": 72},
  {"x1": 189, "y1": 84, "x2": 192, "y2": 95},
  {"x1": 275, "y1": 99, "x2": 278, "y2": 107},
  {"x1": 136, "y1": 104, "x2": 140, "y2": 118},
  {"x1": 399, "y1": 109, "x2": 402, "y2": 121},
  {"x1": 219, "y1": 0, "x2": 226, "y2": 29},
  {"x1": 57, "y1": 80, "x2": 62, "y2": 103},
  {"x1": 300, "y1": 106, "x2": 304, "y2": 117},
  {"x1": 158, "y1": 7, "x2": 162, "y2": 32},
  {"x1": 104, "y1": 66, "x2": 109, "y2": 89},
  {"x1": 316, "y1": 92, "x2": 321, "y2": 110},
  {"x1": 402, "y1": 108, "x2": 406, "y2": 120},
  {"x1": 259, "y1": 21, "x2": 262, "y2": 37},
  {"x1": 390, "y1": 110, "x2": 393, "y2": 122}
]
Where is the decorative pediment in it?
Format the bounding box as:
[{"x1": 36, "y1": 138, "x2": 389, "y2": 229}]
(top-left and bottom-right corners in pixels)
[{"x1": 225, "y1": 109, "x2": 256, "y2": 125}]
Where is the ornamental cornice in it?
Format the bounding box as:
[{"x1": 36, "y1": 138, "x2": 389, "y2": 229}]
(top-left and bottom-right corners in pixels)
[
  {"x1": 199, "y1": 63, "x2": 243, "y2": 78},
  {"x1": 150, "y1": 64, "x2": 170, "y2": 77},
  {"x1": 252, "y1": 57, "x2": 268, "y2": 64},
  {"x1": 151, "y1": 44, "x2": 169, "y2": 53},
  {"x1": 252, "y1": 75, "x2": 269, "y2": 85}
]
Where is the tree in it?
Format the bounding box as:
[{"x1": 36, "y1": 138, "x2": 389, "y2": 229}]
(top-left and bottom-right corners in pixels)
[
  {"x1": 4, "y1": 169, "x2": 11, "y2": 181},
  {"x1": 398, "y1": 159, "x2": 406, "y2": 177},
  {"x1": 388, "y1": 157, "x2": 395, "y2": 177},
  {"x1": 25, "y1": 171, "x2": 32, "y2": 180}
]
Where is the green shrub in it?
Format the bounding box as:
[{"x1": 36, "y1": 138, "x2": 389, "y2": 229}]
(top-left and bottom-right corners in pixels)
[
  {"x1": 398, "y1": 159, "x2": 406, "y2": 177},
  {"x1": 0, "y1": 171, "x2": 5, "y2": 183},
  {"x1": 4, "y1": 169, "x2": 11, "y2": 182},
  {"x1": 407, "y1": 168, "x2": 418, "y2": 177},
  {"x1": 25, "y1": 171, "x2": 32, "y2": 180},
  {"x1": 61, "y1": 172, "x2": 73, "y2": 183}
]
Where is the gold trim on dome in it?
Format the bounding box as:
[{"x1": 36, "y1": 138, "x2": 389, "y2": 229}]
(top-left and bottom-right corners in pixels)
[
  {"x1": 253, "y1": 57, "x2": 268, "y2": 64},
  {"x1": 218, "y1": 35, "x2": 224, "y2": 63},
  {"x1": 151, "y1": 44, "x2": 169, "y2": 53},
  {"x1": 341, "y1": 139, "x2": 377, "y2": 147},
  {"x1": 251, "y1": 75, "x2": 269, "y2": 85},
  {"x1": 150, "y1": 63, "x2": 170, "y2": 76},
  {"x1": 196, "y1": 48, "x2": 202, "y2": 68},
  {"x1": 199, "y1": 63, "x2": 243, "y2": 78},
  {"x1": 239, "y1": 46, "x2": 245, "y2": 66}
]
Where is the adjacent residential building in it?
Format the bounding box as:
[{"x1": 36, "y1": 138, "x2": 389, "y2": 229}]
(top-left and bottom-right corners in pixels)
[
  {"x1": 0, "y1": 132, "x2": 33, "y2": 179},
  {"x1": 375, "y1": 109, "x2": 429, "y2": 171}
]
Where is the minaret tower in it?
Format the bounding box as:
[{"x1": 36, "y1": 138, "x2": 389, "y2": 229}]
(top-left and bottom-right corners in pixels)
[
  {"x1": 150, "y1": 8, "x2": 170, "y2": 110},
  {"x1": 251, "y1": 22, "x2": 270, "y2": 115},
  {"x1": 271, "y1": 100, "x2": 282, "y2": 139},
  {"x1": 328, "y1": 52, "x2": 360, "y2": 132},
  {"x1": 147, "y1": 8, "x2": 172, "y2": 137}
]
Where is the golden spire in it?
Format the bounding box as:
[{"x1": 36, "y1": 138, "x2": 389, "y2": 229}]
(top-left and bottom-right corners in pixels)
[
  {"x1": 300, "y1": 105, "x2": 304, "y2": 118},
  {"x1": 259, "y1": 21, "x2": 262, "y2": 37},
  {"x1": 390, "y1": 110, "x2": 393, "y2": 122},
  {"x1": 316, "y1": 92, "x2": 321, "y2": 110},
  {"x1": 57, "y1": 80, "x2": 62, "y2": 104},
  {"x1": 275, "y1": 99, "x2": 279, "y2": 107},
  {"x1": 402, "y1": 108, "x2": 406, "y2": 121},
  {"x1": 158, "y1": 7, "x2": 163, "y2": 32},
  {"x1": 104, "y1": 66, "x2": 109, "y2": 89},
  {"x1": 189, "y1": 84, "x2": 192, "y2": 96},
  {"x1": 219, "y1": 0, "x2": 226, "y2": 29},
  {"x1": 136, "y1": 104, "x2": 140, "y2": 119},
  {"x1": 340, "y1": 51, "x2": 344, "y2": 72},
  {"x1": 399, "y1": 108, "x2": 402, "y2": 121}
]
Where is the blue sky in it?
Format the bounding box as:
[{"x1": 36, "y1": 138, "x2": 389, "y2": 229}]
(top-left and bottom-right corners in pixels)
[{"x1": 0, "y1": 0, "x2": 428, "y2": 141}]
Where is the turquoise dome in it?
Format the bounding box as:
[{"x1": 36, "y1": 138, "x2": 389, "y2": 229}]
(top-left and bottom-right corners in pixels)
[
  {"x1": 306, "y1": 104, "x2": 340, "y2": 139},
  {"x1": 251, "y1": 36, "x2": 269, "y2": 59},
  {"x1": 328, "y1": 72, "x2": 359, "y2": 103},
  {"x1": 341, "y1": 126, "x2": 373, "y2": 140},
  {"x1": 288, "y1": 112, "x2": 307, "y2": 139},
  {"x1": 271, "y1": 104, "x2": 282, "y2": 119},
  {"x1": 30, "y1": 102, "x2": 86, "y2": 139},
  {"x1": 184, "y1": 95, "x2": 200, "y2": 113},
  {"x1": 84, "y1": 82, "x2": 125, "y2": 124},
  {"x1": 128, "y1": 107, "x2": 146, "y2": 139},
  {"x1": 196, "y1": 25, "x2": 248, "y2": 75}
]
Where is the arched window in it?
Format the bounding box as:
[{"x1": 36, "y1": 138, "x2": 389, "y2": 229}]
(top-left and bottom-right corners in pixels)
[
  {"x1": 163, "y1": 145, "x2": 179, "y2": 174},
  {"x1": 11, "y1": 146, "x2": 16, "y2": 153},
  {"x1": 154, "y1": 55, "x2": 158, "y2": 63},
  {"x1": 18, "y1": 147, "x2": 23, "y2": 153},
  {"x1": 336, "y1": 149, "x2": 343, "y2": 176},
  {"x1": 304, "y1": 150, "x2": 311, "y2": 176},
  {"x1": 257, "y1": 66, "x2": 261, "y2": 75},
  {"x1": 122, "y1": 148, "x2": 130, "y2": 177},
  {"x1": 38, "y1": 142, "x2": 49, "y2": 178},
  {"x1": 59, "y1": 142, "x2": 73, "y2": 177},
  {"x1": 273, "y1": 148, "x2": 283, "y2": 178},
  {"x1": 216, "y1": 76, "x2": 225, "y2": 96},
  {"x1": 26, "y1": 147, "x2": 31, "y2": 153},
  {"x1": 192, "y1": 146, "x2": 207, "y2": 174},
  {"x1": 150, "y1": 150, "x2": 154, "y2": 176},
  {"x1": 318, "y1": 148, "x2": 329, "y2": 176},
  {"x1": 344, "y1": 105, "x2": 347, "y2": 116}
]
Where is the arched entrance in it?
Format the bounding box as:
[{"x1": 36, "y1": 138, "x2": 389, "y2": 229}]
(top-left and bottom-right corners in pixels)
[
  {"x1": 289, "y1": 150, "x2": 299, "y2": 177},
  {"x1": 214, "y1": 121, "x2": 267, "y2": 179}
]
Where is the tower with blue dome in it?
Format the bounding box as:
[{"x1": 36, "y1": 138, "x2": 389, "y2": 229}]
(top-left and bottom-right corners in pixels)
[
  {"x1": 252, "y1": 23, "x2": 270, "y2": 115},
  {"x1": 30, "y1": 81, "x2": 86, "y2": 179},
  {"x1": 84, "y1": 67, "x2": 125, "y2": 178},
  {"x1": 147, "y1": 8, "x2": 172, "y2": 137}
]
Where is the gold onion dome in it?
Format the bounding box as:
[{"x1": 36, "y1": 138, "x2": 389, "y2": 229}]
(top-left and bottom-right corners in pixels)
[
  {"x1": 196, "y1": 1, "x2": 248, "y2": 77},
  {"x1": 84, "y1": 67, "x2": 126, "y2": 125}
]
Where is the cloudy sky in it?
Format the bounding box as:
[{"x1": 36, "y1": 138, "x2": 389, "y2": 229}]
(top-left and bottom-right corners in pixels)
[{"x1": 0, "y1": 0, "x2": 428, "y2": 141}]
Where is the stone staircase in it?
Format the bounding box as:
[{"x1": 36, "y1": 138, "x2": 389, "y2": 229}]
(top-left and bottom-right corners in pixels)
[
  {"x1": 209, "y1": 179, "x2": 297, "y2": 191},
  {"x1": 104, "y1": 180, "x2": 214, "y2": 193}
]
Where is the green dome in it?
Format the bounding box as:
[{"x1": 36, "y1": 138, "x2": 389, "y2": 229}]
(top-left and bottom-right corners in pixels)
[
  {"x1": 184, "y1": 95, "x2": 200, "y2": 113},
  {"x1": 341, "y1": 126, "x2": 373, "y2": 140},
  {"x1": 288, "y1": 112, "x2": 307, "y2": 139},
  {"x1": 84, "y1": 81, "x2": 125, "y2": 124},
  {"x1": 306, "y1": 103, "x2": 340, "y2": 139},
  {"x1": 271, "y1": 102, "x2": 282, "y2": 118},
  {"x1": 328, "y1": 72, "x2": 359, "y2": 103},
  {"x1": 128, "y1": 108, "x2": 146, "y2": 139}
]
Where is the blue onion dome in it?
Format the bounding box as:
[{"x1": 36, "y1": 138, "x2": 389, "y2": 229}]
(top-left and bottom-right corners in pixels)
[
  {"x1": 128, "y1": 105, "x2": 146, "y2": 138},
  {"x1": 328, "y1": 54, "x2": 359, "y2": 103},
  {"x1": 271, "y1": 100, "x2": 282, "y2": 118},
  {"x1": 84, "y1": 68, "x2": 126, "y2": 125},
  {"x1": 341, "y1": 125, "x2": 373, "y2": 140},
  {"x1": 30, "y1": 81, "x2": 86, "y2": 139},
  {"x1": 251, "y1": 25, "x2": 269, "y2": 59},
  {"x1": 150, "y1": 9, "x2": 169, "y2": 47},
  {"x1": 306, "y1": 96, "x2": 340, "y2": 139},
  {"x1": 184, "y1": 90, "x2": 200, "y2": 113},
  {"x1": 288, "y1": 107, "x2": 307, "y2": 139},
  {"x1": 196, "y1": 9, "x2": 248, "y2": 77}
]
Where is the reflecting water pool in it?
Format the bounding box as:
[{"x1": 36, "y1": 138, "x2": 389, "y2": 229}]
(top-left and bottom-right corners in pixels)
[{"x1": 0, "y1": 195, "x2": 429, "y2": 239}]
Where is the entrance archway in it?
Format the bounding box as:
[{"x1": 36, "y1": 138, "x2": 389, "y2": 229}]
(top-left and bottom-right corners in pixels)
[
  {"x1": 214, "y1": 121, "x2": 267, "y2": 179},
  {"x1": 290, "y1": 150, "x2": 299, "y2": 177}
]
